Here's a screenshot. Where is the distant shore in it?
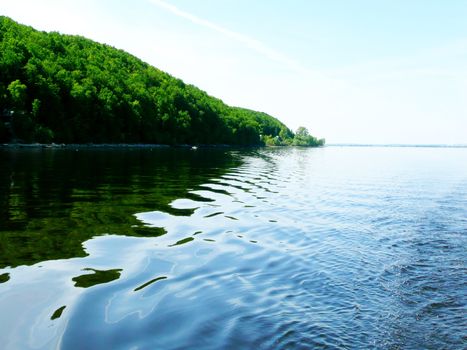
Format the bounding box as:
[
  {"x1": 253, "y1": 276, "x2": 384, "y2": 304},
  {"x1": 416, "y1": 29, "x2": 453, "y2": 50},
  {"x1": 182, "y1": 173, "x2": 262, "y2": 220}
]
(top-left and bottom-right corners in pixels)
[{"x1": 326, "y1": 143, "x2": 467, "y2": 148}]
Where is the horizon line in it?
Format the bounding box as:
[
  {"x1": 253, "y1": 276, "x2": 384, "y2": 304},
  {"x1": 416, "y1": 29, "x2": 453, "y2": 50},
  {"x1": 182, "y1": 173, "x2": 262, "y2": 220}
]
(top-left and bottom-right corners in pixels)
[{"x1": 326, "y1": 143, "x2": 467, "y2": 148}]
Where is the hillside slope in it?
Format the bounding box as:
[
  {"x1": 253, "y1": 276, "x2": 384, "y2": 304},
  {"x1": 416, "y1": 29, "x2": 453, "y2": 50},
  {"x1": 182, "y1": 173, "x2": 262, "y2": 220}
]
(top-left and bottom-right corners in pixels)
[{"x1": 0, "y1": 17, "x2": 323, "y2": 146}]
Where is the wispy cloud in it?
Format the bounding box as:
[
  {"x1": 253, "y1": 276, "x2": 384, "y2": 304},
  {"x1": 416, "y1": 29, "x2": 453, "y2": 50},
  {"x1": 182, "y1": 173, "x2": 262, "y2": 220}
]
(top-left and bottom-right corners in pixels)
[{"x1": 147, "y1": 0, "x2": 310, "y2": 75}]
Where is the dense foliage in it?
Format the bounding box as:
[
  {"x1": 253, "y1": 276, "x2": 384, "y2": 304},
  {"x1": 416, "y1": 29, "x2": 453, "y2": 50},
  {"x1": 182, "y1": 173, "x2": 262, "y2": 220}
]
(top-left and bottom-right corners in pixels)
[
  {"x1": 0, "y1": 17, "x2": 323, "y2": 146},
  {"x1": 262, "y1": 126, "x2": 325, "y2": 147}
]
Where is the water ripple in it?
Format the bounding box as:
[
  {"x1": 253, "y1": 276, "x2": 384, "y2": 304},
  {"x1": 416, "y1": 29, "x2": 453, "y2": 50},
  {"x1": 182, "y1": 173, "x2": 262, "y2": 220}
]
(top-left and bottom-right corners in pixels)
[{"x1": 1, "y1": 147, "x2": 466, "y2": 349}]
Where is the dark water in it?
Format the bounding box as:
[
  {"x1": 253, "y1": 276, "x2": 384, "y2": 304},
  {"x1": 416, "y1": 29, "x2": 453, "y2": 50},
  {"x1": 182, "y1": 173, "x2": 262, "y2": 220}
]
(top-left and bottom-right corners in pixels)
[{"x1": 0, "y1": 146, "x2": 466, "y2": 349}]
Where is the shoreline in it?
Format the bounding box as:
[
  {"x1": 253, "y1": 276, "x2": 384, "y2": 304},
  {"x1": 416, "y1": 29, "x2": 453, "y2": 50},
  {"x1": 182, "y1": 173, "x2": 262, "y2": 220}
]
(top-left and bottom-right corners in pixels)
[{"x1": 0, "y1": 143, "x2": 250, "y2": 149}]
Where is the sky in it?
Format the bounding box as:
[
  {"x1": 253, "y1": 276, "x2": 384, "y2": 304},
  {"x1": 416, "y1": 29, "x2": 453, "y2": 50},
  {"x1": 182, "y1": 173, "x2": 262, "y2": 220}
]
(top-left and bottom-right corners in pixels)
[{"x1": 1, "y1": 0, "x2": 466, "y2": 144}]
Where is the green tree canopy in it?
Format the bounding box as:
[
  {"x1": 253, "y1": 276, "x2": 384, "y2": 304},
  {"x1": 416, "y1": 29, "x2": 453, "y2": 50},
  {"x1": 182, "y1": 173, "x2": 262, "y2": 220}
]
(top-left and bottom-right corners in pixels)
[
  {"x1": 7, "y1": 79, "x2": 27, "y2": 108},
  {"x1": 0, "y1": 16, "x2": 324, "y2": 146},
  {"x1": 292, "y1": 126, "x2": 325, "y2": 147}
]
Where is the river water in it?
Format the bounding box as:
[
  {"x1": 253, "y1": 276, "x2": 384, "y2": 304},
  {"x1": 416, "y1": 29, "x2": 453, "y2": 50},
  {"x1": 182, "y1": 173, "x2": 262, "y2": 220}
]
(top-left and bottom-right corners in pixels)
[{"x1": 0, "y1": 146, "x2": 466, "y2": 349}]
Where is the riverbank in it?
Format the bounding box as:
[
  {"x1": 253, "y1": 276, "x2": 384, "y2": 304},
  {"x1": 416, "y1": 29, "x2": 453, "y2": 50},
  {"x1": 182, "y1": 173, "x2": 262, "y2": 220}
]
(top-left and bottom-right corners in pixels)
[{"x1": 0, "y1": 143, "x2": 234, "y2": 149}]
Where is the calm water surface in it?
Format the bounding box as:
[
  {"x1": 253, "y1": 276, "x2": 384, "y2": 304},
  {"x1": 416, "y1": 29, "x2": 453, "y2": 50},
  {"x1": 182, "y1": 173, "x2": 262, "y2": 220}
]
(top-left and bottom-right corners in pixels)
[{"x1": 0, "y1": 146, "x2": 466, "y2": 349}]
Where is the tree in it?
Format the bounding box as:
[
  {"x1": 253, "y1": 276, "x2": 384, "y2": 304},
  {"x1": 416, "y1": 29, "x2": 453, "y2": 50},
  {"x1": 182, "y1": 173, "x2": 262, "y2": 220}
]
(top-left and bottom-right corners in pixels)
[
  {"x1": 7, "y1": 79, "x2": 27, "y2": 109},
  {"x1": 295, "y1": 126, "x2": 309, "y2": 138},
  {"x1": 0, "y1": 16, "x2": 323, "y2": 146},
  {"x1": 292, "y1": 126, "x2": 324, "y2": 147}
]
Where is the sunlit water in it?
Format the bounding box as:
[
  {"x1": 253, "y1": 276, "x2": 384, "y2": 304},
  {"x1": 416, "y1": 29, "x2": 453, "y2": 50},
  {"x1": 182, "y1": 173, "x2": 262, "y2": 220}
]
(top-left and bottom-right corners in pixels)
[{"x1": 0, "y1": 146, "x2": 466, "y2": 349}]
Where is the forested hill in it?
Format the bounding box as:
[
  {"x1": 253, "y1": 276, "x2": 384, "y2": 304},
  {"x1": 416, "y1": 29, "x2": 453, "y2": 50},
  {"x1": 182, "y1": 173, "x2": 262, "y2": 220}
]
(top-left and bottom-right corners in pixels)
[{"x1": 0, "y1": 16, "x2": 323, "y2": 146}]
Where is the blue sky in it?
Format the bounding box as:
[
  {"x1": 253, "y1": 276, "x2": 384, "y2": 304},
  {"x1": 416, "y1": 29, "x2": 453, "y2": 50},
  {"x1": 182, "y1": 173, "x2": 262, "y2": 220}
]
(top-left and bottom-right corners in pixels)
[{"x1": 1, "y1": 0, "x2": 466, "y2": 144}]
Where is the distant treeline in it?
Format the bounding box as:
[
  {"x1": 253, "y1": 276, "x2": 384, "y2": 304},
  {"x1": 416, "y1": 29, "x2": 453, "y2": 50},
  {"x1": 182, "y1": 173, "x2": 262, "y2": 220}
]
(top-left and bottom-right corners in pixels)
[{"x1": 0, "y1": 16, "x2": 324, "y2": 146}]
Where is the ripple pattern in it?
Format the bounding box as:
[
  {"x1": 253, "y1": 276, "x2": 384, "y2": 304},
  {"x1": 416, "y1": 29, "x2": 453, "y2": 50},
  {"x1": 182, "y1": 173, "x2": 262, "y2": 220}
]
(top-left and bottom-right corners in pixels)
[{"x1": 1, "y1": 147, "x2": 466, "y2": 349}]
